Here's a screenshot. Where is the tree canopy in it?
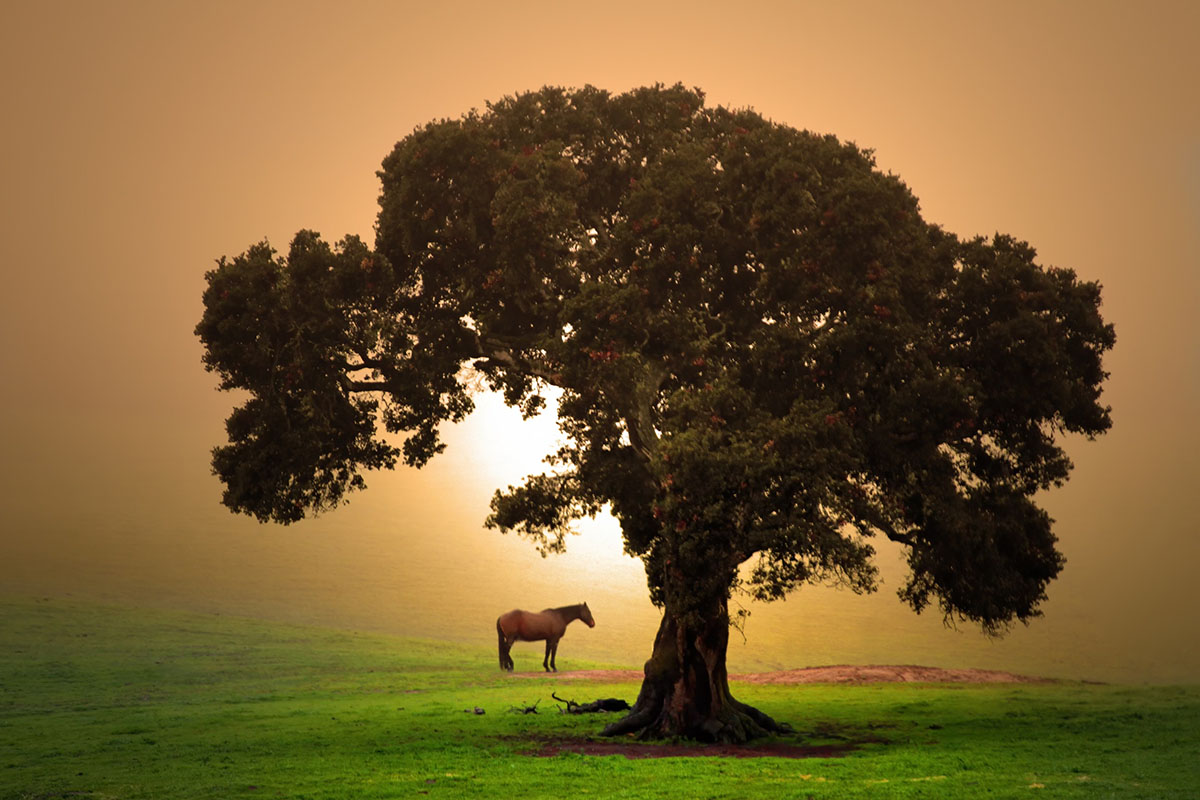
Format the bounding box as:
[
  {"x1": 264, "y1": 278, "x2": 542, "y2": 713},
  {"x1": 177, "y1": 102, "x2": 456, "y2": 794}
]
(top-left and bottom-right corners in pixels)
[{"x1": 197, "y1": 84, "x2": 1114, "y2": 740}]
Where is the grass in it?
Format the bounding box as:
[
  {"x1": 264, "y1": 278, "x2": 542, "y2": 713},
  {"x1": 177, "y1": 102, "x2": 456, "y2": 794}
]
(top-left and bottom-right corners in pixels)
[{"x1": 2, "y1": 596, "x2": 1197, "y2": 799}]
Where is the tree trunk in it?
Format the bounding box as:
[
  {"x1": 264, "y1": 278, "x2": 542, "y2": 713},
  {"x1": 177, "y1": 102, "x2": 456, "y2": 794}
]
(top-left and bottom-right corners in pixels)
[{"x1": 600, "y1": 597, "x2": 791, "y2": 743}]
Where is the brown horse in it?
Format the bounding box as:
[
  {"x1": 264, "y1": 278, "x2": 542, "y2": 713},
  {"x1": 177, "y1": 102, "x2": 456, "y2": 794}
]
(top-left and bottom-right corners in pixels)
[{"x1": 496, "y1": 602, "x2": 595, "y2": 672}]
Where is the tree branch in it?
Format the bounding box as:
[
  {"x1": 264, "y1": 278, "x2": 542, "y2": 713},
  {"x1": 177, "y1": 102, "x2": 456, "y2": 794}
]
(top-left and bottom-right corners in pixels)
[
  {"x1": 475, "y1": 335, "x2": 564, "y2": 385},
  {"x1": 347, "y1": 379, "x2": 392, "y2": 392},
  {"x1": 879, "y1": 521, "x2": 914, "y2": 547},
  {"x1": 625, "y1": 359, "x2": 667, "y2": 462}
]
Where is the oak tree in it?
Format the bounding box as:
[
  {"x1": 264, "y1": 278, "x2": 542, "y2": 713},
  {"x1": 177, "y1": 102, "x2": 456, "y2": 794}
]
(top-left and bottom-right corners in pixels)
[{"x1": 196, "y1": 84, "x2": 1114, "y2": 742}]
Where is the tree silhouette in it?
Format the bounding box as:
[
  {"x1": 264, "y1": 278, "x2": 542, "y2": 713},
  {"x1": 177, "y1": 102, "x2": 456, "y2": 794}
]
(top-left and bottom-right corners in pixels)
[{"x1": 196, "y1": 84, "x2": 1114, "y2": 742}]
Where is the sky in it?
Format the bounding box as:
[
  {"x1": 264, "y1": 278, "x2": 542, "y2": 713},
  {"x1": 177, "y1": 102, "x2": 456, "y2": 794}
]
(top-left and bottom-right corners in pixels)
[{"x1": 1, "y1": 1, "x2": 1197, "y2": 682}]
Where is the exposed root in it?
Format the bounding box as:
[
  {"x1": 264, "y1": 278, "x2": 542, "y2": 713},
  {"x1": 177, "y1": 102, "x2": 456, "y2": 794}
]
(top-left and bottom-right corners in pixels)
[
  {"x1": 600, "y1": 691, "x2": 791, "y2": 743},
  {"x1": 600, "y1": 703, "x2": 659, "y2": 737}
]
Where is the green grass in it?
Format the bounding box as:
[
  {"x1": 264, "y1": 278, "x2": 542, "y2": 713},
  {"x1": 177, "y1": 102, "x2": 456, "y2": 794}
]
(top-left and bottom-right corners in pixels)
[{"x1": 2, "y1": 596, "x2": 1197, "y2": 799}]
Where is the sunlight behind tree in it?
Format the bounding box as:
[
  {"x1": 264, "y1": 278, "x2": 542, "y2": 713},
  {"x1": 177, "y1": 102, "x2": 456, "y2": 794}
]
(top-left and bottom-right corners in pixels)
[{"x1": 442, "y1": 389, "x2": 636, "y2": 582}]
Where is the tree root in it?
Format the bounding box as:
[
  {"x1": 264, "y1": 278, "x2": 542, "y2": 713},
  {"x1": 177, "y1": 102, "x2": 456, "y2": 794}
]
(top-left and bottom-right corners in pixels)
[
  {"x1": 600, "y1": 691, "x2": 791, "y2": 743},
  {"x1": 599, "y1": 703, "x2": 660, "y2": 738}
]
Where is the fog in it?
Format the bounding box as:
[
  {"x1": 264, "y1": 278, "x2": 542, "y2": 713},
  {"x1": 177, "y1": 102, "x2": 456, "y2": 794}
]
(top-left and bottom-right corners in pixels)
[{"x1": 1, "y1": 1, "x2": 1197, "y2": 684}]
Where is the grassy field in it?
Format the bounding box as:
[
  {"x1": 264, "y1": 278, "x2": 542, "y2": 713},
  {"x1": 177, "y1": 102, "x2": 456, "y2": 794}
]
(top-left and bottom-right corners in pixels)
[{"x1": 1, "y1": 596, "x2": 1197, "y2": 799}]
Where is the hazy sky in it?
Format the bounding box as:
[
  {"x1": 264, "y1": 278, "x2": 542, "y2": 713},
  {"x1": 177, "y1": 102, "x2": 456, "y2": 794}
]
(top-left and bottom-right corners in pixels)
[{"x1": 1, "y1": 1, "x2": 1197, "y2": 681}]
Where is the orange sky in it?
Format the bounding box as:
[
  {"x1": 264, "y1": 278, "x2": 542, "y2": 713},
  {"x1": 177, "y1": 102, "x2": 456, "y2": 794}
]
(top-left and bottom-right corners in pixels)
[{"x1": 1, "y1": 1, "x2": 1197, "y2": 681}]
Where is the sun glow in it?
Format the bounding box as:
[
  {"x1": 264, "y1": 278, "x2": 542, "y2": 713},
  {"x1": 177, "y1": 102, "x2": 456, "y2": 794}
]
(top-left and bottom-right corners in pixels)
[
  {"x1": 439, "y1": 389, "x2": 638, "y2": 584},
  {"x1": 441, "y1": 389, "x2": 563, "y2": 491}
]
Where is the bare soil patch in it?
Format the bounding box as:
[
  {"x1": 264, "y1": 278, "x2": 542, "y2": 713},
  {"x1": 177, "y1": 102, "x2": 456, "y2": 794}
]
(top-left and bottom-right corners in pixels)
[
  {"x1": 510, "y1": 664, "x2": 1054, "y2": 685},
  {"x1": 734, "y1": 664, "x2": 1056, "y2": 685}
]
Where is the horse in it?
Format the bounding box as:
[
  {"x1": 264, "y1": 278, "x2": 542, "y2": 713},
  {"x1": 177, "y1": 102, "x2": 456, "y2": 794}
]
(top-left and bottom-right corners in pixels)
[{"x1": 496, "y1": 602, "x2": 595, "y2": 672}]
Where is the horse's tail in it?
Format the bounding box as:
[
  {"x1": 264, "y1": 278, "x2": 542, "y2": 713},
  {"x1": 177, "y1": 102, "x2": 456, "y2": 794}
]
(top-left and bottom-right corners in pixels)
[{"x1": 496, "y1": 618, "x2": 508, "y2": 669}]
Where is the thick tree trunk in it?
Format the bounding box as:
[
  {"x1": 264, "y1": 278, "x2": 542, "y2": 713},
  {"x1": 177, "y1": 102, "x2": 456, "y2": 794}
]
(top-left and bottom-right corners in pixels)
[{"x1": 600, "y1": 597, "x2": 791, "y2": 743}]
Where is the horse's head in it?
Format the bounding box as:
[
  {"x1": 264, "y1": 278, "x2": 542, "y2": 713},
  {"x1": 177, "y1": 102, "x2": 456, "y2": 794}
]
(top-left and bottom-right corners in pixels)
[{"x1": 580, "y1": 602, "x2": 595, "y2": 628}]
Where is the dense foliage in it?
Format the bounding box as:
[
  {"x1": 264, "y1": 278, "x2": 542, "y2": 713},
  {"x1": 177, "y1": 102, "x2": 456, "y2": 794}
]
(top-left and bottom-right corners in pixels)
[{"x1": 197, "y1": 84, "x2": 1113, "y2": 739}]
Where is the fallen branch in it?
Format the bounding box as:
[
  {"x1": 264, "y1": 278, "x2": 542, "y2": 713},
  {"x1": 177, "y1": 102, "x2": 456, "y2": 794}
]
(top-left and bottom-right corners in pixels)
[
  {"x1": 509, "y1": 700, "x2": 540, "y2": 714},
  {"x1": 552, "y1": 693, "x2": 631, "y2": 714}
]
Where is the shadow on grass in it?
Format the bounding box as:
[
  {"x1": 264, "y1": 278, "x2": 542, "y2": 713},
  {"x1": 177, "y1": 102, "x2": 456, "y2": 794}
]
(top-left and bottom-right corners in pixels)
[{"x1": 515, "y1": 722, "x2": 893, "y2": 759}]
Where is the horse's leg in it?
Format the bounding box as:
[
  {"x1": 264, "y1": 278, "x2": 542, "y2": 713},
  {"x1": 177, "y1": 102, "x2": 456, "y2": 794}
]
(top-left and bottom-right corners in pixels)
[
  {"x1": 504, "y1": 635, "x2": 516, "y2": 671},
  {"x1": 548, "y1": 637, "x2": 560, "y2": 672},
  {"x1": 543, "y1": 639, "x2": 553, "y2": 672},
  {"x1": 496, "y1": 622, "x2": 515, "y2": 671}
]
